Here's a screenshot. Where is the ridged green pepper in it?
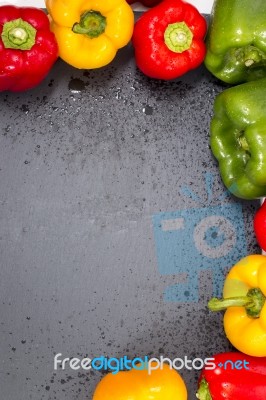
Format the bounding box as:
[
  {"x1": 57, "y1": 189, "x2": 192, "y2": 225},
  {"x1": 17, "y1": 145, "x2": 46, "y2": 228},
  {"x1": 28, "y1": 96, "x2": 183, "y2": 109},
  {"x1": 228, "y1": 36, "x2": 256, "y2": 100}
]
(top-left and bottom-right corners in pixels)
[
  {"x1": 210, "y1": 78, "x2": 266, "y2": 199},
  {"x1": 205, "y1": 0, "x2": 266, "y2": 84}
]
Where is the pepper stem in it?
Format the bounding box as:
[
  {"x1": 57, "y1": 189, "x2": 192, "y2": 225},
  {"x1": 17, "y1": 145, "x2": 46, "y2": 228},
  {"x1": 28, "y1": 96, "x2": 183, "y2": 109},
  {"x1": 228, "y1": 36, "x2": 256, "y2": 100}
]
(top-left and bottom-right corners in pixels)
[
  {"x1": 1, "y1": 18, "x2": 37, "y2": 50},
  {"x1": 238, "y1": 134, "x2": 249, "y2": 152},
  {"x1": 208, "y1": 288, "x2": 265, "y2": 318},
  {"x1": 243, "y1": 45, "x2": 266, "y2": 67},
  {"x1": 164, "y1": 22, "x2": 193, "y2": 53},
  {"x1": 196, "y1": 379, "x2": 212, "y2": 400},
  {"x1": 232, "y1": 45, "x2": 266, "y2": 68},
  {"x1": 72, "y1": 10, "x2": 106, "y2": 39}
]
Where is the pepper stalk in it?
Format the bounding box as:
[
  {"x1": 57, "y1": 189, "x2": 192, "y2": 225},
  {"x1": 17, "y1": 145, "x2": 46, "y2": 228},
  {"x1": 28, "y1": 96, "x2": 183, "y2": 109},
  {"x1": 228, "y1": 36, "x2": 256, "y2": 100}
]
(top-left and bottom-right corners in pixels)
[
  {"x1": 196, "y1": 379, "x2": 212, "y2": 400},
  {"x1": 1, "y1": 18, "x2": 36, "y2": 50},
  {"x1": 72, "y1": 10, "x2": 106, "y2": 39},
  {"x1": 208, "y1": 288, "x2": 266, "y2": 318}
]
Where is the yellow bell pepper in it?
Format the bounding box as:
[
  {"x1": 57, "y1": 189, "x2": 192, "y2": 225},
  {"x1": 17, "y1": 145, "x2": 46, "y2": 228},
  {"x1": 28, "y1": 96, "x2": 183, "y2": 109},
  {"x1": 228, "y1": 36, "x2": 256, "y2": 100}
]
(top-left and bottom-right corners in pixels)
[
  {"x1": 208, "y1": 254, "x2": 266, "y2": 357},
  {"x1": 45, "y1": 0, "x2": 134, "y2": 69},
  {"x1": 92, "y1": 362, "x2": 188, "y2": 400}
]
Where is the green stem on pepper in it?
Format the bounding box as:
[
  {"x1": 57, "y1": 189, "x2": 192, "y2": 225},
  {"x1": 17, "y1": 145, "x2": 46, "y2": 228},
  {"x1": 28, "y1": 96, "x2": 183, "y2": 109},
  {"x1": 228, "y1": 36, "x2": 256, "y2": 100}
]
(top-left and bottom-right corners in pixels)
[
  {"x1": 72, "y1": 10, "x2": 106, "y2": 38},
  {"x1": 196, "y1": 379, "x2": 212, "y2": 400},
  {"x1": 241, "y1": 45, "x2": 266, "y2": 67},
  {"x1": 1, "y1": 18, "x2": 36, "y2": 50},
  {"x1": 164, "y1": 22, "x2": 193, "y2": 53},
  {"x1": 208, "y1": 288, "x2": 265, "y2": 318}
]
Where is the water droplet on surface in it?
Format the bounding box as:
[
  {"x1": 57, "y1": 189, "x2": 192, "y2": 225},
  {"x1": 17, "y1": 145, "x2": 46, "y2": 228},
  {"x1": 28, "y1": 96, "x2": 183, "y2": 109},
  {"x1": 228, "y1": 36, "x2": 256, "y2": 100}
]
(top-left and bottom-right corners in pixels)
[
  {"x1": 114, "y1": 88, "x2": 122, "y2": 100},
  {"x1": 21, "y1": 104, "x2": 29, "y2": 114},
  {"x1": 68, "y1": 78, "x2": 86, "y2": 93},
  {"x1": 142, "y1": 105, "x2": 153, "y2": 115}
]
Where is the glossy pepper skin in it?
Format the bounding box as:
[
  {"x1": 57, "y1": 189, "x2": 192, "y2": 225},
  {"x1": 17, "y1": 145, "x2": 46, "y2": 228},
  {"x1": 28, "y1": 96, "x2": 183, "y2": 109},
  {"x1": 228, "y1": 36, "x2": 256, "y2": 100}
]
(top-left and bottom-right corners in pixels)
[
  {"x1": 208, "y1": 255, "x2": 266, "y2": 357},
  {"x1": 254, "y1": 200, "x2": 266, "y2": 252},
  {"x1": 92, "y1": 362, "x2": 187, "y2": 400},
  {"x1": 205, "y1": 0, "x2": 266, "y2": 84},
  {"x1": 45, "y1": 0, "x2": 134, "y2": 70},
  {"x1": 210, "y1": 78, "x2": 266, "y2": 199},
  {"x1": 127, "y1": 0, "x2": 162, "y2": 6},
  {"x1": 132, "y1": 0, "x2": 207, "y2": 80},
  {"x1": 0, "y1": 5, "x2": 58, "y2": 92},
  {"x1": 197, "y1": 352, "x2": 266, "y2": 400}
]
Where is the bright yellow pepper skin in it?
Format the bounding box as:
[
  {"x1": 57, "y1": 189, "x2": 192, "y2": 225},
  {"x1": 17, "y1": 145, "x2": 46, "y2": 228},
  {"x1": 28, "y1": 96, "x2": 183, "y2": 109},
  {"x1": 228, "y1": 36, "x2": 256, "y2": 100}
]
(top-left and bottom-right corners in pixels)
[
  {"x1": 45, "y1": 0, "x2": 134, "y2": 69},
  {"x1": 208, "y1": 255, "x2": 266, "y2": 357},
  {"x1": 92, "y1": 362, "x2": 188, "y2": 400}
]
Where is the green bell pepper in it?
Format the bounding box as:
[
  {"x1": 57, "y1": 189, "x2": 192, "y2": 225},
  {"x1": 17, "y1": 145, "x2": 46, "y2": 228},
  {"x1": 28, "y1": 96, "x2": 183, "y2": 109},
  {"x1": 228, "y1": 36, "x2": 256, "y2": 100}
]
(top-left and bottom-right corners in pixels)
[
  {"x1": 205, "y1": 0, "x2": 266, "y2": 84},
  {"x1": 210, "y1": 78, "x2": 266, "y2": 200}
]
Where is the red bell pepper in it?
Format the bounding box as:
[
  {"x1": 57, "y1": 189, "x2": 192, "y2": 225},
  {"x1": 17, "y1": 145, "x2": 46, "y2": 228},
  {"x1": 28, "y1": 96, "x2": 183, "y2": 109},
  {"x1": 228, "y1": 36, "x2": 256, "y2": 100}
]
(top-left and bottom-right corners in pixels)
[
  {"x1": 197, "y1": 352, "x2": 266, "y2": 400},
  {"x1": 132, "y1": 0, "x2": 207, "y2": 80},
  {"x1": 127, "y1": 0, "x2": 162, "y2": 7},
  {"x1": 254, "y1": 200, "x2": 266, "y2": 252},
  {"x1": 0, "y1": 5, "x2": 58, "y2": 92}
]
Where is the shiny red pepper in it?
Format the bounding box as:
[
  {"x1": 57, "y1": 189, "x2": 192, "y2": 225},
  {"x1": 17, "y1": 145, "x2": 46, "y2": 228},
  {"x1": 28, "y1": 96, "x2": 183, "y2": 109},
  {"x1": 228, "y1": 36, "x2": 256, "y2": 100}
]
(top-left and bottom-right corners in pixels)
[
  {"x1": 132, "y1": 0, "x2": 207, "y2": 80},
  {"x1": 0, "y1": 5, "x2": 58, "y2": 92},
  {"x1": 254, "y1": 200, "x2": 266, "y2": 252},
  {"x1": 127, "y1": 0, "x2": 162, "y2": 6},
  {"x1": 197, "y1": 352, "x2": 266, "y2": 400}
]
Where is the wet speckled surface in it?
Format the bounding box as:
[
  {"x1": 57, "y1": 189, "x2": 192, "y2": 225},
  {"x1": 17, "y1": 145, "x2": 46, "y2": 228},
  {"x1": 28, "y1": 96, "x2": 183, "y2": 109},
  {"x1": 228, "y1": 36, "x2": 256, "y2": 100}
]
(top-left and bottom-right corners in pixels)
[{"x1": 0, "y1": 37, "x2": 260, "y2": 399}]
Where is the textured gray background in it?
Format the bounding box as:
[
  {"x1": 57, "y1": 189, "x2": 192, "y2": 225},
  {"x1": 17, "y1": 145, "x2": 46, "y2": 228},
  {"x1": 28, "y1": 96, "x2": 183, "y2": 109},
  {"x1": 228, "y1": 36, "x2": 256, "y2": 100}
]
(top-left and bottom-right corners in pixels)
[{"x1": 0, "y1": 36, "x2": 259, "y2": 399}]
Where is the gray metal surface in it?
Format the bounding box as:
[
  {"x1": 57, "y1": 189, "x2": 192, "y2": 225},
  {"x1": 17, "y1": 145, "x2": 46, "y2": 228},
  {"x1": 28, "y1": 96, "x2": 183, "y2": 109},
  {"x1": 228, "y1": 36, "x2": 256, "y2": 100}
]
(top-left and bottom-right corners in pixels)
[{"x1": 0, "y1": 38, "x2": 259, "y2": 399}]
